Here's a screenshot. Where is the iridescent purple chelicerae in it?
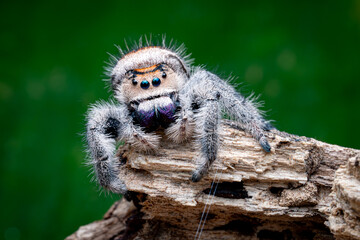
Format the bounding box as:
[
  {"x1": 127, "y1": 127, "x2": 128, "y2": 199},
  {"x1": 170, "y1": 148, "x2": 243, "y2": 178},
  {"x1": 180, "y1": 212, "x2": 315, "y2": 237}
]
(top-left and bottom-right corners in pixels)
[{"x1": 132, "y1": 96, "x2": 178, "y2": 130}]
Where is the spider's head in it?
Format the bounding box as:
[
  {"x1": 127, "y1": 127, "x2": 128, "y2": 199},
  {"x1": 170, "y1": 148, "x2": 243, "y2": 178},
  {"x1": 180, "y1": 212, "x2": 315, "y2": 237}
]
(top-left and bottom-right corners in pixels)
[
  {"x1": 109, "y1": 46, "x2": 191, "y2": 104},
  {"x1": 121, "y1": 63, "x2": 182, "y2": 104}
]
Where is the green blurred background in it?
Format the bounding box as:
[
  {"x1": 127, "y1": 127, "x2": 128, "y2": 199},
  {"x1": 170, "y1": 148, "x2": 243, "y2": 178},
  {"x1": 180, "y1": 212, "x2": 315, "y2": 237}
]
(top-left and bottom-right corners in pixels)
[{"x1": 1, "y1": 0, "x2": 359, "y2": 239}]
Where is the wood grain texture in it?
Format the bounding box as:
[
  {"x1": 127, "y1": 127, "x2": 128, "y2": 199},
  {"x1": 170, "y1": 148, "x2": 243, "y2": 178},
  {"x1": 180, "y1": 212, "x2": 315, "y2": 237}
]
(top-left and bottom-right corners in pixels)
[{"x1": 67, "y1": 121, "x2": 360, "y2": 240}]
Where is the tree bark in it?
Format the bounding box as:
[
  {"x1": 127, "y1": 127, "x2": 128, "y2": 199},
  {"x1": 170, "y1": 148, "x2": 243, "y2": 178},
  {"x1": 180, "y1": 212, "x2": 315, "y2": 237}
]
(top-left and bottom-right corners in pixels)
[{"x1": 67, "y1": 120, "x2": 360, "y2": 240}]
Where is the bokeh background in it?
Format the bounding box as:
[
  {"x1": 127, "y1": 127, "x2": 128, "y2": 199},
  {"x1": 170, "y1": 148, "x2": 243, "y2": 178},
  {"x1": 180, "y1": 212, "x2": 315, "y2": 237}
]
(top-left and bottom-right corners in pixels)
[{"x1": 1, "y1": 0, "x2": 360, "y2": 239}]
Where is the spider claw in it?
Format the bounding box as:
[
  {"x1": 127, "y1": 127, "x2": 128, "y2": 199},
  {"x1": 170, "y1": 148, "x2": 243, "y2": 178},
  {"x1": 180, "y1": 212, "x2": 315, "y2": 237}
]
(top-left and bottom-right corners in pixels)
[
  {"x1": 191, "y1": 171, "x2": 202, "y2": 182},
  {"x1": 107, "y1": 177, "x2": 128, "y2": 194},
  {"x1": 259, "y1": 137, "x2": 271, "y2": 152}
]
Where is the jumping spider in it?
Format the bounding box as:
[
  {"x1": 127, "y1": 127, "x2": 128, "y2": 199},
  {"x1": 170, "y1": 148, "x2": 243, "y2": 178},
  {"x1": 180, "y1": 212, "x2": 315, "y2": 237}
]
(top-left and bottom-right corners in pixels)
[{"x1": 86, "y1": 40, "x2": 272, "y2": 193}]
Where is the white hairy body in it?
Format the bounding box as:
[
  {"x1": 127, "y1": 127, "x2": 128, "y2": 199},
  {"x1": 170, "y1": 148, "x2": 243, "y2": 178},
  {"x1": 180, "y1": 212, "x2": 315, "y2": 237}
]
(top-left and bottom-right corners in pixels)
[{"x1": 86, "y1": 39, "x2": 272, "y2": 194}]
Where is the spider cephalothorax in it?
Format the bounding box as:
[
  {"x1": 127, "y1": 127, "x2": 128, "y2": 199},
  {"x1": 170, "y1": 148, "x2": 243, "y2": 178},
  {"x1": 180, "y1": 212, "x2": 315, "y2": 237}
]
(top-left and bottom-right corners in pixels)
[
  {"x1": 111, "y1": 47, "x2": 190, "y2": 130},
  {"x1": 86, "y1": 41, "x2": 272, "y2": 193}
]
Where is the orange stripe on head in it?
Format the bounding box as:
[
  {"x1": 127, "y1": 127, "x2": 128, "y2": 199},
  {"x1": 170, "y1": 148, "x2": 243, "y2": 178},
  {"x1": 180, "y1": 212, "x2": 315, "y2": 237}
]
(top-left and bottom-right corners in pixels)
[
  {"x1": 134, "y1": 64, "x2": 160, "y2": 73},
  {"x1": 132, "y1": 64, "x2": 164, "y2": 76}
]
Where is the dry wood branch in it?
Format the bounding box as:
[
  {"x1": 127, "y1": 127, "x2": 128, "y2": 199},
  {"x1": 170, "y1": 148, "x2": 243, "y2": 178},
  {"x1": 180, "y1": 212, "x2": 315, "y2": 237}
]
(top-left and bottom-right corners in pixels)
[{"x1": 67, "y1": 121, "x2": 360, "y2": 240}]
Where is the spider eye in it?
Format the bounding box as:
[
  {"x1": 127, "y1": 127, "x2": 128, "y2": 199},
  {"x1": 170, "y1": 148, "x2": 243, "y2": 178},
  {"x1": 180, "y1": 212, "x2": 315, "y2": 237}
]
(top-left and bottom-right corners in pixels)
[
  {"x1": 140, "y1": 80, "x2": 150, "y2": 89},
  {"x1": 132, "y1": 79, "x2": 138, "y2": 85},
  {"x1": 162, "y1": 72, "x2": 167, "y2": 78},
  {"x1": 152, "y1": 77, "x2": 161, "y2": 87}
]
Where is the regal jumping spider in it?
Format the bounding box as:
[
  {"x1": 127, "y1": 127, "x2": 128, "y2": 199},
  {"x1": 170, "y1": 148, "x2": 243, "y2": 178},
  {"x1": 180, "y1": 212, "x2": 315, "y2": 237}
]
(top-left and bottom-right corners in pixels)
[{"x1": 86, "y1": 40, "x2": 272, "y2": 193}]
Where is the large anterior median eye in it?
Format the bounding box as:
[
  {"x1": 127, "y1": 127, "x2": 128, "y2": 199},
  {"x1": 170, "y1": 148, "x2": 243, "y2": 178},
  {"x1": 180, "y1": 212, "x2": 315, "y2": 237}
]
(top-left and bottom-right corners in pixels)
[
  {"x1": 152, "y1": 77, "x2": 161, "y2": 87},
  {"x1": 140, "y1": 80, "x2": 150, "y2": 89}
]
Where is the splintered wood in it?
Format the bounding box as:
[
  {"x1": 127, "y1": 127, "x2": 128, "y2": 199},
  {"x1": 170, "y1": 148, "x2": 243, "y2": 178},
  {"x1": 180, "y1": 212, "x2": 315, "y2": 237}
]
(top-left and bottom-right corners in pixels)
[{"x1": 67, "y1": 121, "x2": 360, "y2": 240}]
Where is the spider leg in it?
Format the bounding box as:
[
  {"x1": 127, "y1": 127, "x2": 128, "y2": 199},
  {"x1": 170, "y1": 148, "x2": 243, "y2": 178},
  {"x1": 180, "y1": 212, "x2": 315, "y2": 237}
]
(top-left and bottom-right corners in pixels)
[
  {"x1": 177, "y1": 71, "x2": 222, "y2": 182},
  {"x1": 165, "y1": 93, "x2": 195, "y2": 142},
  {"x1": 191, "y1": 96, "x2": 221, "y2": 182},
  {"x1": 187, "y1": 69, "x2": 272, "y2": 182},
  {"x1": 193, "y1": 70, "x2": 272, "y2": 152},
  {"x1": 86, "y1": 101, "x2": 159, "y2": 193}
]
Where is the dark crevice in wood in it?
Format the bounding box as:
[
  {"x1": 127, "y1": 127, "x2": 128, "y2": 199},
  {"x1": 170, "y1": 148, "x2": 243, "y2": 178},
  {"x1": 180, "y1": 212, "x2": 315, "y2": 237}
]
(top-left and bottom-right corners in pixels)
[
  {"x1": 269, "y1": 186, "x2": 285, "y2": 196},
  {"x1": 276, "y1": 141, "x2": 291, "y2": 149},
  {"x1": 113, "y1": 212, "x2": 145, "y2": 240},
  {"x1": 214, "y1": 218, "x2": 259, "y2": 236},
  {"x1": 257, "y1": 229, "x2": 293, "y2": 240},
  {"x1": 202, "y1": 182, "x2": 250, "y2": 199},
  {"x1": 125, "y1": 192, "x2": 147, "y2": 209}
]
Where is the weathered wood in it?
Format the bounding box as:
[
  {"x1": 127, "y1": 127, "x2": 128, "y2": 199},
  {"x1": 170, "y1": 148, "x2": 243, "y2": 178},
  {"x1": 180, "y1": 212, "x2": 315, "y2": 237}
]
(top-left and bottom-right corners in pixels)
[{"x1": 67, "y1": 121, "x2": 360, "y2": 240}]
